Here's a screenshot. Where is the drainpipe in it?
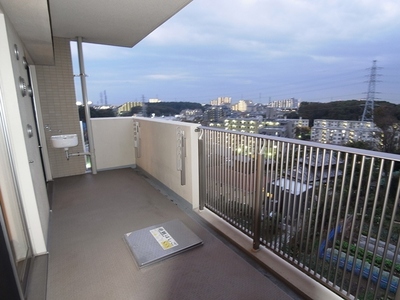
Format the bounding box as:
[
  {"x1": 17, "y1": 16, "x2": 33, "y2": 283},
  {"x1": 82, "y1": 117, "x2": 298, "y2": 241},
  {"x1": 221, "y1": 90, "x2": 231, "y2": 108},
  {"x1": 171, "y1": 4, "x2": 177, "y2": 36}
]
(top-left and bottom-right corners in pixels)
[{"x1": 77, "y1": 37, "x2": 97, "y2": 174}]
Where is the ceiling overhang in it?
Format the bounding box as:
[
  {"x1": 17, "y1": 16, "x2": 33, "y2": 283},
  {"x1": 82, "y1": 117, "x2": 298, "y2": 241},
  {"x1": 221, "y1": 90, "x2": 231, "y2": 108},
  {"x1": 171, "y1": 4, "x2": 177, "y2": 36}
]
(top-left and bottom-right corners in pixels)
[
  {"x1": 0, "y1": 0, "x2": 54, "y2": 65},
  {"x1": 0, "y1": 0, "x2": 192, "y2": 65}
]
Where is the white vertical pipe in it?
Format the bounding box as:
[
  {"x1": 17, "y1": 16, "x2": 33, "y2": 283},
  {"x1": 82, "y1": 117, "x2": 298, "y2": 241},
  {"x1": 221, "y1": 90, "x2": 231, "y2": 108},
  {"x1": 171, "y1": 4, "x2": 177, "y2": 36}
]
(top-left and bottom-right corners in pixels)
[{"x1": 77, "y1": 37, "x2": 97, "y2": 174}]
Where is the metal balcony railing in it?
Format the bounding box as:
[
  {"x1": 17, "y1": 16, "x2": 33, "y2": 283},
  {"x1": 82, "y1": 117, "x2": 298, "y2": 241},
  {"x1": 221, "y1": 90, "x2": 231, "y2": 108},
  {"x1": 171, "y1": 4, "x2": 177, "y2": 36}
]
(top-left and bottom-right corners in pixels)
[{"x1": 198, "y1": 126, "x2": 400, "y2": 300}]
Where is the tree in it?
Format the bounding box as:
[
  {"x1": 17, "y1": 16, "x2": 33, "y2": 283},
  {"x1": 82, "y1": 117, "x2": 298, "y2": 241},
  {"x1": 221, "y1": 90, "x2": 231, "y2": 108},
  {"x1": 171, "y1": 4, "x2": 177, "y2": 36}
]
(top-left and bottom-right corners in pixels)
[
  {"x1": 78, "y1": 106, "x2": 116, "y2": 121},
  {"x1": 374, "y1": 104, "x2": 400, "y2": 154},
  {"x1": 294, "y1": 126, "x2": 311, "y2": 140}
]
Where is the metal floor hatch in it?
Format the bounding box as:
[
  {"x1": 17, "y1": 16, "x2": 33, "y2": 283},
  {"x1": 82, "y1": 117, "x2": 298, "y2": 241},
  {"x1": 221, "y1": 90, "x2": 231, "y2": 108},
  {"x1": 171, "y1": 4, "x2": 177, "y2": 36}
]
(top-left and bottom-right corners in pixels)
[{"x1": 124, "y1": 219, "x2": 203, "y2": 268}]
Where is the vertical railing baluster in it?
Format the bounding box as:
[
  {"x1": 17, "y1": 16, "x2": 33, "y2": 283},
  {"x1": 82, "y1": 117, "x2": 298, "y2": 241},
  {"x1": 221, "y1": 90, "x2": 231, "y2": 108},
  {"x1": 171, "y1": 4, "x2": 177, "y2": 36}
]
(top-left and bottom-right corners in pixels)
[
  {"x1": 253, "y1": 141, "x2": 266, "y2": 250},
  {"x1": 198, "y1": 128, "x2": 205, "y2": 210}
]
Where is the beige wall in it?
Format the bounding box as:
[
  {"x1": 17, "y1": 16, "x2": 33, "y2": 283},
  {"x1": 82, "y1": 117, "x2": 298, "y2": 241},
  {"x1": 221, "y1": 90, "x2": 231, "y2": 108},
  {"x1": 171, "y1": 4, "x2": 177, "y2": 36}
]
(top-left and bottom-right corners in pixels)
[
  {"x1": 133, "y1": 117, "x2": 199, "y2": 208},
  {"x1": 91, "y1": 117, "x2": 136, "y2": 170},
  {"x1": 35, "y1": 37, "x2": 86, "y2": 178}
]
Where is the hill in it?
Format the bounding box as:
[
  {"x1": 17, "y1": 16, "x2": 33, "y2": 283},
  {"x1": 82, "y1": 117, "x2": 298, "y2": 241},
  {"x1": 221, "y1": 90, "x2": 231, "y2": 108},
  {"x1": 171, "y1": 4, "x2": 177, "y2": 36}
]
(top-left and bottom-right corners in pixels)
[{"x1": 298, "y1": 100, "x2": 400, "y2": 128}]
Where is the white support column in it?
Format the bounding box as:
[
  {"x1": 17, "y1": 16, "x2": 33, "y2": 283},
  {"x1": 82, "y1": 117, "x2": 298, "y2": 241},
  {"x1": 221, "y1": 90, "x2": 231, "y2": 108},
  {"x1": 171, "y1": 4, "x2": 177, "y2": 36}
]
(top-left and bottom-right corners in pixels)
[{"x1": 77, "y1": 37, "x2": 97, "y2": 174}]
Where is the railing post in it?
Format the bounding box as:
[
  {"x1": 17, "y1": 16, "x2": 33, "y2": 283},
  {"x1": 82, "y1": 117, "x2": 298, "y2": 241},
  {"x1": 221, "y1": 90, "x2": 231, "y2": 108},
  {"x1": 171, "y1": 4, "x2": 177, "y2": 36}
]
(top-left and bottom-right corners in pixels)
[
  {"x1": 253, "y1": 141, "x2": 266, "y2": 251},
  {"x1": 197, "y1": 128, "x2": 205, "y2": 210}
]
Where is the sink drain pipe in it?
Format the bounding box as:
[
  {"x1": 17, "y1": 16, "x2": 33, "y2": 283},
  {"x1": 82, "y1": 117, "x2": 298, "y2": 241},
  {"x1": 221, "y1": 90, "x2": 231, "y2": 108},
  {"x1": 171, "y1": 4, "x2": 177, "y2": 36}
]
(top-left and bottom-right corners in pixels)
[
  {"x1": 77, "y1": 37, "x2": 97, "y2": 174},
  {"x1": 65, "y1": 149, "x2": 91, "y2": 160}
]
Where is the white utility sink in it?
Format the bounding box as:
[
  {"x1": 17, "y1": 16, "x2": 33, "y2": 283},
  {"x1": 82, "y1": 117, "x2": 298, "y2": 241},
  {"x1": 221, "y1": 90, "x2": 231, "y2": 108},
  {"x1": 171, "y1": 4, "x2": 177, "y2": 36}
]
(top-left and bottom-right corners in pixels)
[{"x1": 51, "y1": 134, "x2": 78, "y2": 149}]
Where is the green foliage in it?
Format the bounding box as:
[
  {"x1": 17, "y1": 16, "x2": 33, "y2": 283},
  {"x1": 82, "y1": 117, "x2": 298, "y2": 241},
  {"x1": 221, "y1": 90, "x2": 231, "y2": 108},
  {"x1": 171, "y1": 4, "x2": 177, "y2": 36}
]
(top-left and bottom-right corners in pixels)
[
  {"x1": 145, "y1": 102, "x2": 203, "y2": 117},
  {"x1": 298, "y1": 100, "x2": 400, "y2": 128},
  {"x1": 294, "y1": 126, "x2": 311, "y2": 140},
  {"x1": 78, "y1": 106, "x2": 116, "y2": 120},
  {"x1": 130, "y1": 106, "x2": 142, "y2": 115},
  {"x1": 299, "y1": 100, "x2": 362, "y2": 126},
  {"x1": 344, "y1": 140, "x2": 375, "y2": 150},
  {"x1": 284, "y1": 111, "x2": 299, "y2": 119},
  {"x1": 338, "y1": 241, "x2": 400, "y2": 273}
]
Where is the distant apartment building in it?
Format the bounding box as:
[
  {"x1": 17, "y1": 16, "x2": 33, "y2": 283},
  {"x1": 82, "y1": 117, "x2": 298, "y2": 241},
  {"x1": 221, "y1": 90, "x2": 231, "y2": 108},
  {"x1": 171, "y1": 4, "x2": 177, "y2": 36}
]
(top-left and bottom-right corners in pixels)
[
  {"x1": 259, "y1": 120, "x2": 287, "y2": 137},
  {"x1": 181, "y1": 109, "x2": 203, "y2": 116},
  {"x1": 210, "y1": 97, "x2": 231, "y2": 106},
  {"x1": 231, "y1": 100, "x2": 255, "y2": 112},
  {"x1": 149, "y1": 98, "x2": 161, "y2": 103},
  {"x1": 268, "y1": 98, "x2": 299, "y2": 110},
  {"x1": 178, "y1": 109, "x2": 203, "y2": 122},
  {"x1": 204, "y1": 106, "x2": 231, "y2": 122},
  {"x1": 259, "y1": 106, "x2": 278, "y2": 119},
  {"x1": 311, "y1": 119, "x2": 382, "y2": 147},
  {"x1": 223, "y1": 117, "x2": 310, "y2": 138},
  {"x1": 224, "y1": 117, "x2": 263, "y2": 134},
  {"x1": 117, "y1": 101, "x2": 143, "y2": 115},
  {"x1": 277, "y1": 118, "x2": 309, "y2": 139}
]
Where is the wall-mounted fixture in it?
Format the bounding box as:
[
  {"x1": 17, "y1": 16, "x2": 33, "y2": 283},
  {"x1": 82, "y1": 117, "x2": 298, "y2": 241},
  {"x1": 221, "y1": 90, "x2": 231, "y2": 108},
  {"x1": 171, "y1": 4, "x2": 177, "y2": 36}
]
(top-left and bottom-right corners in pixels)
[
  {"x1": 133, "y1": 121, "x2": 140, "y2": 158},
  {"x1": 19, "y1": 77, "x2": 26, "y2": 97},
  {"x1": 22, "y1": 57, "x2": 28, "y2": 69},
  {"x1": 14, "y1": 44, "x2": 19, "y2": 60},
  {"x1": 51, "y1": 134, "x2": 78, "y2": 150},
  {"x1": 26, "y1": 124, "x2": 33, "y2": 138},
  {"x1": 50, "y1": 134, "x2": 91, "y2": 160}
]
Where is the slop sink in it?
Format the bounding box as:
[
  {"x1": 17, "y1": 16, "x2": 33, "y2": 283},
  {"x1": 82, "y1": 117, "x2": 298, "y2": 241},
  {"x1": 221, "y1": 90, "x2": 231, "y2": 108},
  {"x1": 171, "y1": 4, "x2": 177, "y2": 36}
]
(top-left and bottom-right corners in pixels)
[{"x1": 51, "y1": 134, "x2": 78, "y2": 149}]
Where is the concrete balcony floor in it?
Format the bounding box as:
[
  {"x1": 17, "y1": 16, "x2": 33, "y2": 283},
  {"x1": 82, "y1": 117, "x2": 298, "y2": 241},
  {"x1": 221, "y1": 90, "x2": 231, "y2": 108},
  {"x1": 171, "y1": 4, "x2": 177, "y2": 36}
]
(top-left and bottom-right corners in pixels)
[{"x1": 46, "y1": 168, "x2": 303, "y2": 300}]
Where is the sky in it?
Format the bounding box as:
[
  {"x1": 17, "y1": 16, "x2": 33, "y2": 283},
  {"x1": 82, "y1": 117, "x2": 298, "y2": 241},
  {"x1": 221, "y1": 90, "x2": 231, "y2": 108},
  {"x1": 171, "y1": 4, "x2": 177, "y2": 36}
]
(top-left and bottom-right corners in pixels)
[{"x1": 71, "y1": 0, "x2": 400, "y2": 106}]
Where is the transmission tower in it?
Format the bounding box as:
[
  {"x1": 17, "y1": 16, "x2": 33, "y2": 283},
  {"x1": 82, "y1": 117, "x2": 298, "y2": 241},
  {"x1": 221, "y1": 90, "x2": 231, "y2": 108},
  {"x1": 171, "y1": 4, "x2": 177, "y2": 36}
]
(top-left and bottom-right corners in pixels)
[
  {"x1": 141, "y1": 95, "x2": 147, "y2": 117},
  {"x1": 361, "y1": 60, "x2": 379, "y2": 122},
  {"x1": 104, "y1": 90, "x2": 108, "y2": 106}
]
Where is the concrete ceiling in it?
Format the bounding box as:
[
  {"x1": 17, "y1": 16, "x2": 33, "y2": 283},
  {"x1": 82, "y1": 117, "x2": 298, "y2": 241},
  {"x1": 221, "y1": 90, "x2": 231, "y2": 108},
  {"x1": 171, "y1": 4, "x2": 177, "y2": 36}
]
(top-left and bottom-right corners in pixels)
[
  {"x1": 0, "y1": 0, "x2": 192, "y2": 65},
  {"x1": 0, "y1": 0, "x2": 54, "y2": 65}
]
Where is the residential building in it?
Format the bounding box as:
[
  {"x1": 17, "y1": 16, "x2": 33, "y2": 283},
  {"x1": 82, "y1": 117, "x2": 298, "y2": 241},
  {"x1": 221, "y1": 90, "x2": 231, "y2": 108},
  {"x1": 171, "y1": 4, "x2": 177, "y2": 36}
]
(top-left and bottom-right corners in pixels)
[
  {"x1": 277, "y1": 117, "x2": 310, "y2": 139},
  {"x1": 224, "y1": 117, "x2": 263, "y2": 133},
  {"x1": 268, "y1": 97, "x2": 299, "y2": 110},
  {"x1": 117, "y1": 101, "x2": 143, "y2": 115},
  {"x1": 311, "y1": 119, "x2": 382, "y2": 147},
  {"x1": 204, "y1": 105, "x2": 231, "y2": 122},
  {"x1": 259, "y1": 121, "x2": 287, "y2": 137},
  {"x1": 210, "y1": 96, "x2": 231, "y2": 106},
  {"x1": 232, "y1": 100, "x2": 254, "y2": 112}
]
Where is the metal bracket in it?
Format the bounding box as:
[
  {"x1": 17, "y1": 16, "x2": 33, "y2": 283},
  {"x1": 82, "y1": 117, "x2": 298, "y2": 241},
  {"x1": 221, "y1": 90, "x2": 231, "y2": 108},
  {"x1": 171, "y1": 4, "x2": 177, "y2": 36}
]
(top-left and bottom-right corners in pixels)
[
  {"x1": 176, "y1": 127, "x2": 186, "y2": 186},
  {"x1": 133, "y1": 121, "x2": 141, "y2": 158}
]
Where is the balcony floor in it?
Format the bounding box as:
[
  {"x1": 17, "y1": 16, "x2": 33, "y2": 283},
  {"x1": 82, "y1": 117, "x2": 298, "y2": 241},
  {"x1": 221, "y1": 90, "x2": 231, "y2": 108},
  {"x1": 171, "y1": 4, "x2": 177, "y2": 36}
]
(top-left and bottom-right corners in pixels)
[{"x1": 47, "y1": 168, "x2": 301, "y2": 299}]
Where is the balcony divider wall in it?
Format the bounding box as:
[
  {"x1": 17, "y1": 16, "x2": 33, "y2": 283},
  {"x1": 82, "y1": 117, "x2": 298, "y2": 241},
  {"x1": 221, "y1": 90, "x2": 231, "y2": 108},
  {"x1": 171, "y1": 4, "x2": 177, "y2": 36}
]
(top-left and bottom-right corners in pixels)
[{"x1": 132, "y1": 117, "x2": 200, "y2": 209}]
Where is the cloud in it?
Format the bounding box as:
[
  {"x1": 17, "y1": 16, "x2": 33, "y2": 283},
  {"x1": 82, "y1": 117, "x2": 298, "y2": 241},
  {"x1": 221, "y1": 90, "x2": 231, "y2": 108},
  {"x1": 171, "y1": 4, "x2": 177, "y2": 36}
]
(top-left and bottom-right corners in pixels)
[
  {"x1": 76, "y1": 0, "x2": 400, "y2": 104},
  {"x1": 146, "y1": 0, "x2": 400, "y2": 50},
  {"x1": 143, "y1": 73, "x2": 193, "y2": 81}
]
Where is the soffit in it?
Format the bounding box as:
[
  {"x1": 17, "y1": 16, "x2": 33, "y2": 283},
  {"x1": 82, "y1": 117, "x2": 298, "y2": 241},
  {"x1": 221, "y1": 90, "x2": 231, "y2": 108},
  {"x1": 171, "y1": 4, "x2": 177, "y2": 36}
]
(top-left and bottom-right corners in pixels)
[
  {"x1": 0, "y1": 0, "x2": 192, "y2": 65},
  {"x1": 49, "y1": 0, "x2": 192, "y2": 47},
  {"x1": 0, "y1": 0, "x2": 54, "y2": 65}
]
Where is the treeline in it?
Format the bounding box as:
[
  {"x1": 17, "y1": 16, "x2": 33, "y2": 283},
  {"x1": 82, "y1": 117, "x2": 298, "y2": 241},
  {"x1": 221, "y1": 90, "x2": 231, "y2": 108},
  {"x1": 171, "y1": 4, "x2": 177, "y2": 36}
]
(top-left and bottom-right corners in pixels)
[
  {"x1": 297, "y1": 100, "x2": 400, "y2": 128},
  {"x1": 131, "y1": 101, "x2": 203, "y2": 116}
]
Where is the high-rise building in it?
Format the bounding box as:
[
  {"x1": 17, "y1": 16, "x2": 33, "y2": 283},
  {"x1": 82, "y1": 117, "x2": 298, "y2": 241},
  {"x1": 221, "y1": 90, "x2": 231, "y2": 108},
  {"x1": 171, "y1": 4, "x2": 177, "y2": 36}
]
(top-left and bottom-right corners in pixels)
[{"x1": 210, "y1": 96, "x2": 231, "y2": 106}]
